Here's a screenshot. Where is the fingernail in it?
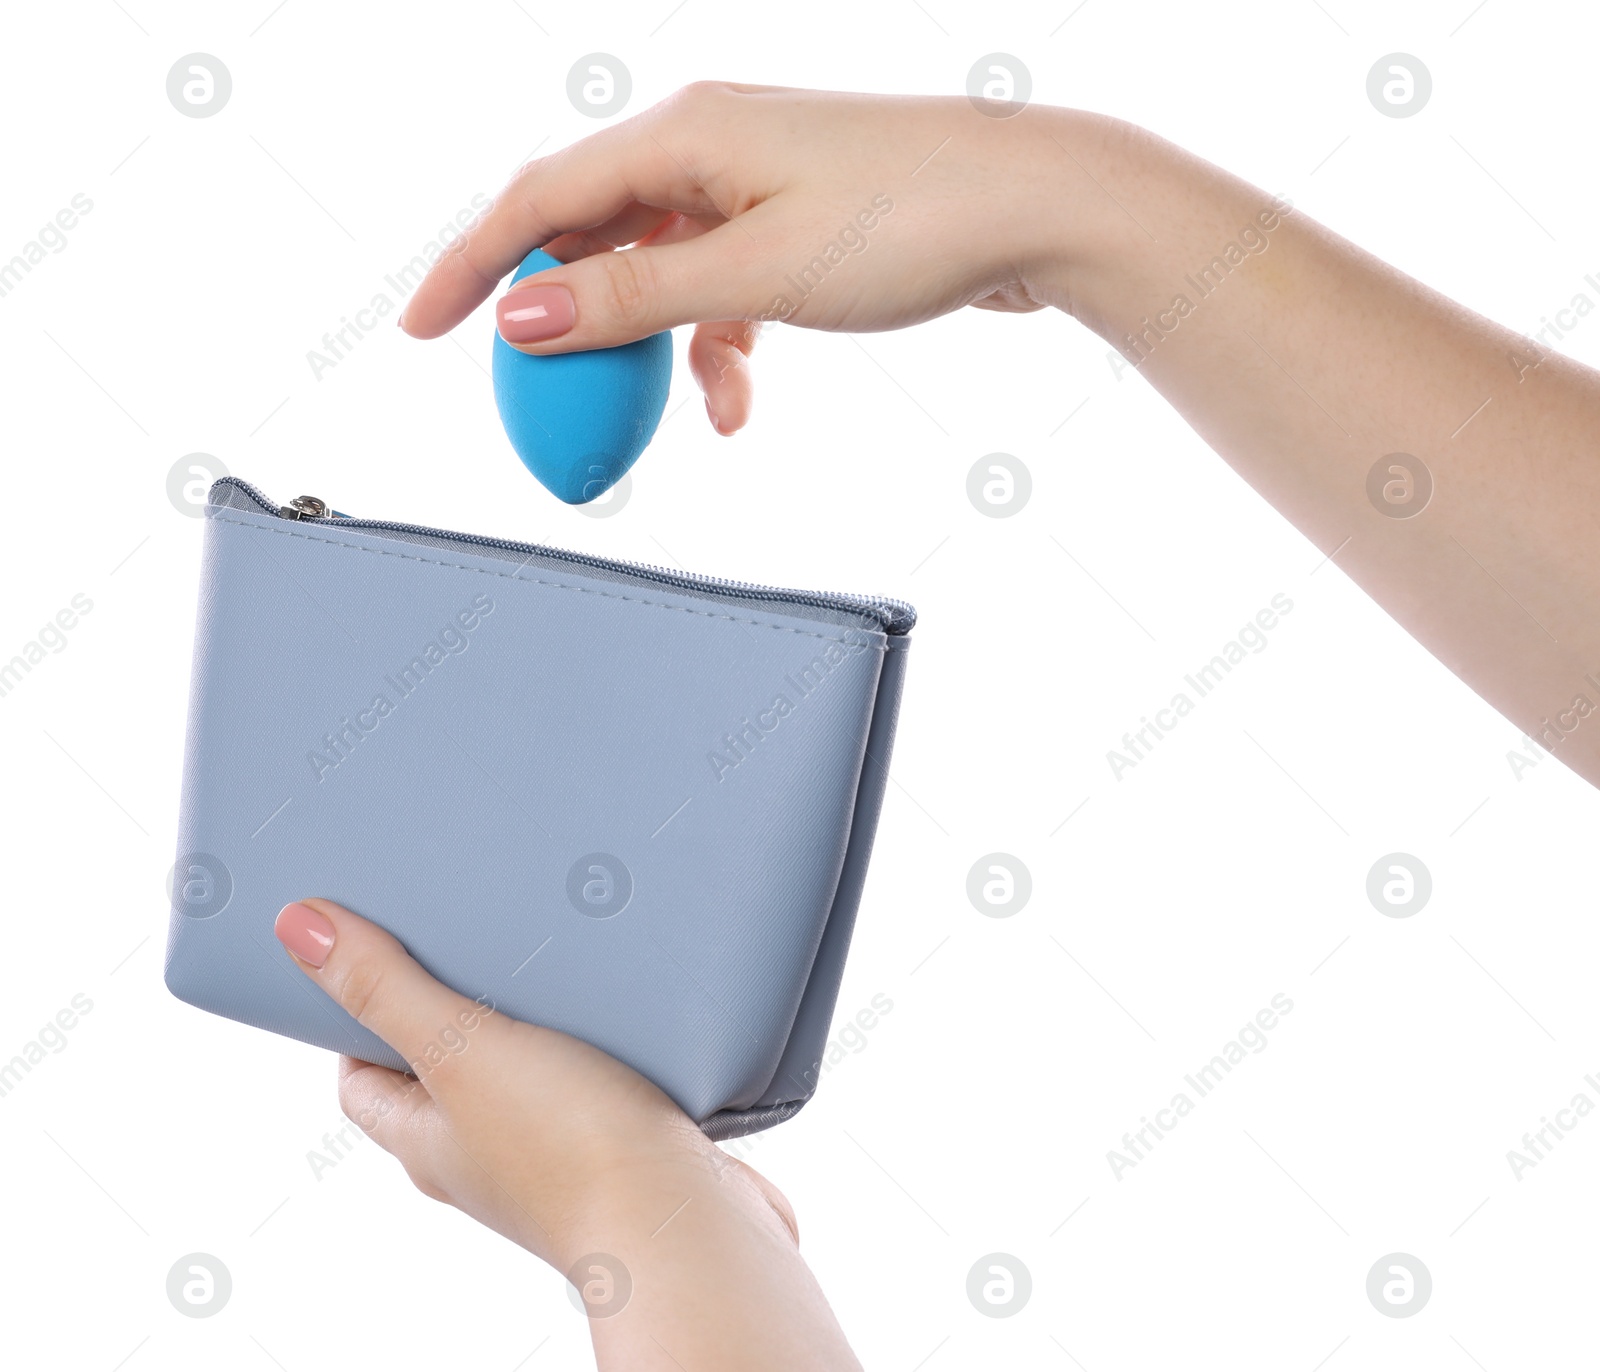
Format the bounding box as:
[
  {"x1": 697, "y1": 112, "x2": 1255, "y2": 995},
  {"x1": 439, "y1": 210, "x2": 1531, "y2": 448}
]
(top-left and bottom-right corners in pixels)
[
  {"x1": 275, "y1": 901, "x2": 335, "y2": 968},
  {"x1": 497, "y1": 284, "x2": 575, "y2": 343},
  {"x1": 705, "y1": 396, "x2": 728, "y2": 436}
]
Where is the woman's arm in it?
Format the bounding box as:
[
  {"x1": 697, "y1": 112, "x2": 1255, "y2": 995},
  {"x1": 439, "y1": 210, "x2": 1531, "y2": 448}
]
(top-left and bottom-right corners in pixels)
[
  {"x1": 1045, "y1": 111, "x2": 1600, "y2": 783},
  {"x1": 405, "y1": 85, "x2": 1600, "y2": 785}
]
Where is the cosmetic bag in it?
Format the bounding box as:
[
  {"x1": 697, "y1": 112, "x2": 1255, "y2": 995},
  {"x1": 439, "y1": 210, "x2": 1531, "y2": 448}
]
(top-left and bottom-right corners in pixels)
[{"x1": 164, "y1": 478, "x2": 913, "y2": 1138}]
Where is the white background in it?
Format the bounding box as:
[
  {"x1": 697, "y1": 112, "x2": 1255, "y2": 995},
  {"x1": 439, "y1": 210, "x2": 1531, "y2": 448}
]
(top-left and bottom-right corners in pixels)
[{"x1": 2, "y1": 0, "x2": 1598, "y2": 1367}]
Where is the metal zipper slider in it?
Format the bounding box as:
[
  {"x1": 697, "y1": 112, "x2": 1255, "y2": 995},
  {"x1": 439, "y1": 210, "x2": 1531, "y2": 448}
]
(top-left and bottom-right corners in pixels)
[{"x1": 279, "y1": 495, "x2": 328, "y2": 521}]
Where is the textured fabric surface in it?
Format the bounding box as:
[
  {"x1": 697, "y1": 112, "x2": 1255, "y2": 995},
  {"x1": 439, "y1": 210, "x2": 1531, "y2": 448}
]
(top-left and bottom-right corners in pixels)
[{"x1": 166, "y1": 487, "x2": 912, "y2": 1133}]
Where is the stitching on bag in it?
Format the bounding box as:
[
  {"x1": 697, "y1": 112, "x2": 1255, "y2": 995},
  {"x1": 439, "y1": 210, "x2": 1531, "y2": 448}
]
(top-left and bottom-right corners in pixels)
[{"x1": 215, "y1": 514, "x2": 884, "y2": 648}]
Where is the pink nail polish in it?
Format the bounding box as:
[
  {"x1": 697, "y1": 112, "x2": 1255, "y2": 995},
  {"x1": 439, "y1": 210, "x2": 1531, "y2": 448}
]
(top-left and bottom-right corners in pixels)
[
  {"x1": 275, "y1": 902, "x2": 335, "y2": 968},
  {"x1": 497, "y1": 284, "x2": 575, "y2": 343}
]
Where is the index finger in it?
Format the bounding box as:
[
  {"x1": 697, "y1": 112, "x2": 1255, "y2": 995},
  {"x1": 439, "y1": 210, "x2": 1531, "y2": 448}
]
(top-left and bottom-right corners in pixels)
[{"x1": 399, "y1": 89, "x2": 738, "y2": 338}]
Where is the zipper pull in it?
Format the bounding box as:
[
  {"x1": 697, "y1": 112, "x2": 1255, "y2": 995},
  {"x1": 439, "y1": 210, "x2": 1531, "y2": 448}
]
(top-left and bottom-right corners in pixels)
[{"x1": 279, "y1": 495, "x2": 328, "y2": 521}]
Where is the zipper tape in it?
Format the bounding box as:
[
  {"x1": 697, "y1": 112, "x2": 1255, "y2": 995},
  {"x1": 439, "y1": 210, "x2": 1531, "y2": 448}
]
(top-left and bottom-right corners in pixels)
[{"x1": 212, "y1": 478, "x2": 917, "y2": 636}]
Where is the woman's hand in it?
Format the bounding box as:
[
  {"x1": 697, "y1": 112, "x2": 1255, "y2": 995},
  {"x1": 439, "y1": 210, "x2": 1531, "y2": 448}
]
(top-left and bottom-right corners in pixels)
[
  {"x1": 274, "y1": 898, "x2": 860, "y2": 1371},
  {"x1": 401, "y1": 80, "x2": 1600, "y2": 790},
  {"x1": 399, "y1": 83, "x2": 1079, "y2": 434}
]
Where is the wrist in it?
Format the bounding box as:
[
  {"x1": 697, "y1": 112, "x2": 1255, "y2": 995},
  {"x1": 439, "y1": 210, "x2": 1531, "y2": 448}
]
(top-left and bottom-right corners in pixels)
[
  {"x1": 549, "y1": 1142, "x2": 782, "y2": 1303},
  {"x1": 1019, "y1": 107, "x2": 1301, "y2": 364},
  {"x1": 536, "y1": 1120, "x2": 758, "y2": 1270},
  {"x1": 1010, "y1": 107, "x2": 1164, "y2": 327}
]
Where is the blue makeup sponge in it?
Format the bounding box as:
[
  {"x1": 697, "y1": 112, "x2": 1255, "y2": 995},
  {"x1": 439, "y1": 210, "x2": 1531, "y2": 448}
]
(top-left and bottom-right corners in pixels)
[{"x1": 491, "y1": 248, "x2": 672, "y2": 504}]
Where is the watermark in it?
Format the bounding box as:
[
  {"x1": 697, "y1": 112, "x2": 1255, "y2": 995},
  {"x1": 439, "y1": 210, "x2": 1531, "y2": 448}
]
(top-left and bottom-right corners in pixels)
[
  {"x1": 566, "y1": 55, "x2": 631, "y2": 118},
  {"x1": 169, "y1": 853, "x2": 234, "y2": 920},
  {"x1": 0, "y1": 194, "x2": 94, "y2": 300},
  {"x1": 1366, "y1": 1253, "x2": 1431, "y2": 1316},
  {"x1": 1506, "y1": 1075, "x2": 1600, "y2": 1180},
  {"x1": 967, "y1": 854, "x2": 1032, "y2": 918},
  {"x1": 1108, "y1": 594, "x2": 1295, "y2": 779},
  {"x1": 1366, "y1": 55, "x2": 1431, "y2": 119},
  {"x1": 0, "y1": 994, "x2": 95, "y2": 1100},
  {"x1": 575, "y1": 471, "x2": 632, "y2": 518},
  {"x1": 330, "y1": 997, "x2": 496, "y2": 1155},
  {"x1": 0, "y1": 594, "x2": 95, "y2": 701},
  {"x1": 358, "y1": 1000, "x2": 495, "y2": 1126},
  {"x1": 966, "y1": 454, "x2": 1031, "y2": 518},
  {"x1": 167, "y1": 1253, "x2": 232, "y2": 1317},
  {"x1": 167, "y1": 453, "x2": 228, "y2": 517},
  {"x1": 708, "y1": 640, "x2": 867, "y2": 782},
  {"x1": 306, "y1": 1115, "x2": 374, "y2": 1181},
  {"x1": 1509, "y1": 336, "x2": 1553, "y2": 383},
  {"x1": 411, "y1": 996, "x2": 497, "y2": 1080},
  {"x1": 966, "y1": 1253, "x2": 1032, "y2": 1316},
  {"x1": 787, "y1": 992, "x2": 895, "y2": 1097},
  {"x1": 307, "y1": 594, "x2": 495, "y2": 780},
  {"x1": 1108, "y1": 196, "x2": 1293, "y2": 379},
  {"x1": 566, "y1": 853, "x2": 633, "y2": 918},
  {"x1": 1510, "y1": 273, "x2": 1600, "y2": 377},
  {"x1": 1507, "y1": 731, "x2": 1550, "y2": 779},
  {"x1": 307, "y1": 195, "x2": 491, "y2": 379},
  {"x1": 1506, "y1": 673, "x2": 1600, "y2": 768},
  {"x1": 758, "y1": 196, "x2": 894, "y2": 323},
  {"x1": 730, "y1": 995, "x2": 898, "y2": 1141},
  {"x1": 1366, "y1": 453, "x2": 1432, "y2": 519},
  {"x1": 1503, "y1": 268, "x2": 1600, "y2": 380},
  {"x1": 1107, "y1": 994, "x2": 1294, "y2": 1179},
  {"x1": 167, "y1": 54, "x2": 231, "y2": 118},
  {"x1": 1365, "y1": 853, "x2": 1431, "y2": 918},
  {"x1": 966, "y1": 54, "x2": 1031, "y2": 119},
  {"x1": 566, "y1": 1252, "x2": 632, "y2": 1317}
]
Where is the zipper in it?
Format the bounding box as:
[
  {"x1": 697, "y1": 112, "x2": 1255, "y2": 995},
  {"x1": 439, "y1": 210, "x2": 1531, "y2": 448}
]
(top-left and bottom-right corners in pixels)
[
  {"x1": 222, "y1": 478, "x2": 915, "y2": 635},
  {"x1": 279, "y1": 495, "x2": 329, "y2": 520}
]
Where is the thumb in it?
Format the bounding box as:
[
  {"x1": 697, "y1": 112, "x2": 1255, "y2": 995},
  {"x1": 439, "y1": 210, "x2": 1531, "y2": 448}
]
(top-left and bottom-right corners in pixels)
[
  {"x1": 273, "y1": 898, "x2": 498, "y2": 1092},
  {"x1": 496, "y1": 224, "x2": 769, "y2": 354}
]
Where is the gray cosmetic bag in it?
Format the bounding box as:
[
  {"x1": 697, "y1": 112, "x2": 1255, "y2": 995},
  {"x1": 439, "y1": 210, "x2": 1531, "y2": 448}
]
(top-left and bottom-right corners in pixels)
[{"x1": 164, "y1": 479, "x2": 913, "y2": 1139}]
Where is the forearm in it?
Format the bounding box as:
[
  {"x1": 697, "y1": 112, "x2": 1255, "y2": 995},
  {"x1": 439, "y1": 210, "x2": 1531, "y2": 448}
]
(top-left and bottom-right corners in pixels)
[{"x1": 1033, "y1": 109, "x2": 1600, "y2": 782}]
